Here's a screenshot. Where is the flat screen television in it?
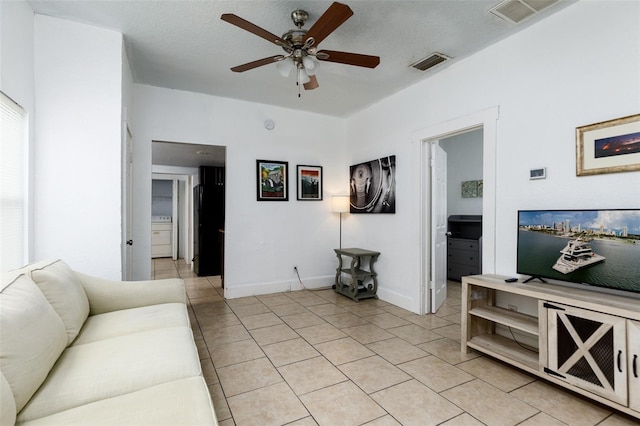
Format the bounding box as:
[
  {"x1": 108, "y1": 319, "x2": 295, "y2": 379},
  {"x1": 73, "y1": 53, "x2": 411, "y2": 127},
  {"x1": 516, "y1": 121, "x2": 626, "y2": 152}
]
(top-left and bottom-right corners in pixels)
[{"x1": 517, "y1": 209, "x2": 640, "y2": 297}]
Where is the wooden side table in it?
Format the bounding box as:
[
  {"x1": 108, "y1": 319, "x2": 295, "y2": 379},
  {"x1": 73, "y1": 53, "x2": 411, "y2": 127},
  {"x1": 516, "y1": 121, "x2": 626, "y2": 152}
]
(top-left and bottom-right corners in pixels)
[{"x1": 334, "y1": 248, "x2": 380, "y2": 302}]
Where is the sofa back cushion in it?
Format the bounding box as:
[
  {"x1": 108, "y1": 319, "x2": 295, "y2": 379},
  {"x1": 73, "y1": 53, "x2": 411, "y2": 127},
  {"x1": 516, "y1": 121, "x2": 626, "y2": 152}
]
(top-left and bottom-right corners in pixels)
[
  {"x1": 1, "y1": 371, "x2": 16, "y2": 426},
  {"x1": 0, "y1": 272, "x2": 67, "y2": 413},
  {"x1": 29, "y1": 259, "x2": 90, "y2": 345}
]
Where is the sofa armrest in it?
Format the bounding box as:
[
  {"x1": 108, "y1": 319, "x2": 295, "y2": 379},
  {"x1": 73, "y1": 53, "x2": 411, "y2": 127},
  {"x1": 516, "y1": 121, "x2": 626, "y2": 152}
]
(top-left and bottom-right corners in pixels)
[{"x1": 74, "y1": 272, "x2": 186, "y2": 315}]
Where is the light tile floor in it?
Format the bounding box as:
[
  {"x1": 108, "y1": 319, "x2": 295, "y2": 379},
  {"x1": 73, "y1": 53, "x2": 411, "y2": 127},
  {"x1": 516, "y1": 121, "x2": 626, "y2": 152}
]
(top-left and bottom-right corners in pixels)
[{"x1": 152, "y1": 258, "x2": 638, "y2": 426}]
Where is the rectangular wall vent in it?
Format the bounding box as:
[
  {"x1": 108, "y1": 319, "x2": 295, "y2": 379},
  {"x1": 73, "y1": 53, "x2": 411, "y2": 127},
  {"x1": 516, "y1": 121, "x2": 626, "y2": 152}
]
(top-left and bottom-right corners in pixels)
[
  {"x1": 489, "y1": 0, "x2": 558, "y2": 24},
  {"x1": 411, "y1": 53, "x2": 450, "y2": 72}
]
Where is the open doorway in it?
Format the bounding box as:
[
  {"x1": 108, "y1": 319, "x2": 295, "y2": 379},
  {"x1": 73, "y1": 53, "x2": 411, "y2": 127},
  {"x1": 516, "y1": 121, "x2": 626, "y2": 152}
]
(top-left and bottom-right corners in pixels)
[
  {"x1": 151, "y1": 141, "x2": 226, "y2": 272},
  {"x1": 418, "y1": 107, "x2": 499, "y2": 314}
]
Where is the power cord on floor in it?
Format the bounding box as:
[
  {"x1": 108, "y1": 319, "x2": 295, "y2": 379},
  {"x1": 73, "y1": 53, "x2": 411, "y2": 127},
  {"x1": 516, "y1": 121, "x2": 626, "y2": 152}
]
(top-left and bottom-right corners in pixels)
[{"x1": 293, "y1": 266, "x2": 333, "y2": 292}]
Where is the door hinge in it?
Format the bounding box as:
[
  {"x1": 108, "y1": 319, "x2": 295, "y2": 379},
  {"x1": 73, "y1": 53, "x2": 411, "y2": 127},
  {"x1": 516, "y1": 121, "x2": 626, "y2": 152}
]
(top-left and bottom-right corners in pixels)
[
  {"x1": 544, "y1": 367, "x2": 565, "y2": 379},
  {"x1": 543, "y1": 302, "x2": 564, "y2": 310}
]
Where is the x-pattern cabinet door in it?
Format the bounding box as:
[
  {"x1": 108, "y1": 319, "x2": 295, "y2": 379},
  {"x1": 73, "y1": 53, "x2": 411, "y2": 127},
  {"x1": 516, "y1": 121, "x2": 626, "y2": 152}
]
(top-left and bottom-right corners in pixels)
[{"x1": 546, "y1": 302, "x2": 627, "y2": 406}]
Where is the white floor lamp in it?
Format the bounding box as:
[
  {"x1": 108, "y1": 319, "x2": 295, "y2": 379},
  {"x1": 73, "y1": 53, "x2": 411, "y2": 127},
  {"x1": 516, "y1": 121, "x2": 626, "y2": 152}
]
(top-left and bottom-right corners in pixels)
[{"x1": 331, "y1": 195, "x2": 350, "y2": 249}]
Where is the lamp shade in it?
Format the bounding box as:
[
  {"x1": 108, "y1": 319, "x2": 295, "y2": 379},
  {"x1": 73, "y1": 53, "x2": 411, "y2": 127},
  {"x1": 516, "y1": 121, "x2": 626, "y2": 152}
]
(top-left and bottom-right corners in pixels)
[
  {"x1": 302, "y1": 56, "x2": 318, "y2": 75},
  {"x1": 331, "y1": 195, "x2": 350, "y2": 213},
  {"x1": 276, "y1": 58, "x2": 294, "y2": 77},
  {"x1": 298, "y1": 67, "x2": 311, "y2": 84}
]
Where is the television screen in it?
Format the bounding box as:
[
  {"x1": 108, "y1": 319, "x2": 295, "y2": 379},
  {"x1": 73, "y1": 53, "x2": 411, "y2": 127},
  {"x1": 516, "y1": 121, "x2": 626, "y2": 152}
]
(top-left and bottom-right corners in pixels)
[{"x1": 517, "y1": 209, "x2": 640, "y2": 295}]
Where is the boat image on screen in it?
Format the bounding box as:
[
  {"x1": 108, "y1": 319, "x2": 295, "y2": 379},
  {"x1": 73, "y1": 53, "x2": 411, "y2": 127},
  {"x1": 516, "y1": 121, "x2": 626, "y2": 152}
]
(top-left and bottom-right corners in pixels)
[
  {"x1": 552, "y1": 237, "x2": 605, "y2": 274},
  {"x1": 517, "y1": 209, "x2": 640, "y2": 295}
]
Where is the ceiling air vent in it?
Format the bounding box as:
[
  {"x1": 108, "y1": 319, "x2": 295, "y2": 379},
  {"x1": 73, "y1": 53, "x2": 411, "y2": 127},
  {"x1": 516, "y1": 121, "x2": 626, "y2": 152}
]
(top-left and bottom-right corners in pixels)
[
  {"x1": 411, "y1": 53, "x2": 450, "y2": 72},
  {"x1": 489, "y1": 0, "x2": 558, "y2": 24}
]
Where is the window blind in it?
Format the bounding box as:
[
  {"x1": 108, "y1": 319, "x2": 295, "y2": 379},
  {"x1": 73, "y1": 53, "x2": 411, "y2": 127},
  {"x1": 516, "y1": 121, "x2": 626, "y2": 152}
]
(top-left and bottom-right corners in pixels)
[{"x1": 1, "y1": 91, "x2": 26, "y2": 272}]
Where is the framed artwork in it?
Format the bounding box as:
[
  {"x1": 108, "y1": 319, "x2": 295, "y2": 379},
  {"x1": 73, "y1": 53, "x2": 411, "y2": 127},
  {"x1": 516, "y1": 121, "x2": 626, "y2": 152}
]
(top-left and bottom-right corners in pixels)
[
  {"x1": 349, "y1": 155, "x2": 396, "y2": 213},
  {"x1": 576, "y1": 113, "x2": 640, "y2": 176},
  {"x1": 257, "y1": 159, "x2": 288, "y2": 201},
  {"x1": 296, "y1": 165, "x2": 323, "y2": 201},
  {"x1": 461, "y1": 180, "x2": 483, "y2": 198}
]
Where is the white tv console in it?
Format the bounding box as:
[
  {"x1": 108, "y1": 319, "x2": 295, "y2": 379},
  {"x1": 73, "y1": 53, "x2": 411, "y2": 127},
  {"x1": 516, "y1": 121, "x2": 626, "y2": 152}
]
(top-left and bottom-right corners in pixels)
[{"x1": 461, "y1": 274, "x2": 640, "y2": 419}]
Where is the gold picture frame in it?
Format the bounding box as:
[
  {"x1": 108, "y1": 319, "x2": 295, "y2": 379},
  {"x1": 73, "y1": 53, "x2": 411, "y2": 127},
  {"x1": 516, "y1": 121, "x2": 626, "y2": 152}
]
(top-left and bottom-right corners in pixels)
[{"x1": 576, "y1": 113, "x2": 640, "y2": 176}]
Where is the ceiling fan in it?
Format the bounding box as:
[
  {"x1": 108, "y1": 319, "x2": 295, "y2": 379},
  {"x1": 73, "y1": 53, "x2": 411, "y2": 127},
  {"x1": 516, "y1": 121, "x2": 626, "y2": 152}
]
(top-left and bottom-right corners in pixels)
[{"x1": 221, "y1": 2, "x2": 380, "y2": 96}]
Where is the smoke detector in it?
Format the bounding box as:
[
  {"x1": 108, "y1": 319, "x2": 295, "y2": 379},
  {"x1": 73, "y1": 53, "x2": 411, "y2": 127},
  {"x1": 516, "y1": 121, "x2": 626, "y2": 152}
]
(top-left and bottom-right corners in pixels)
[{"x1": 489, "y1": 0, "x2": 559, "y2": 24}]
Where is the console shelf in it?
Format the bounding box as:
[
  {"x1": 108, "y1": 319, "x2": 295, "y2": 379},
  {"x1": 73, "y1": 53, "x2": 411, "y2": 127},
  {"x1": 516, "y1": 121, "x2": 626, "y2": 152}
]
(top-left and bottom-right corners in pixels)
[
  {"x1": 462, "y1": 274, "x2": 640, "y2": 420},
  {"x1": 469, "y1": 306, "x2": 538, "y2": 336},
  {"x1": 467, "y1": 334, "x2": 539, "y2": 372}
]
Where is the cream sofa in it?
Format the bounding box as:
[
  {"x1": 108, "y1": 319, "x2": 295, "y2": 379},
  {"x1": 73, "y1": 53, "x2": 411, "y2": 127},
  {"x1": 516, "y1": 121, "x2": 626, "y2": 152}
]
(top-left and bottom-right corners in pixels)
[{"x1": 0, "y1": 259, "x2": 218, "y2": 426}]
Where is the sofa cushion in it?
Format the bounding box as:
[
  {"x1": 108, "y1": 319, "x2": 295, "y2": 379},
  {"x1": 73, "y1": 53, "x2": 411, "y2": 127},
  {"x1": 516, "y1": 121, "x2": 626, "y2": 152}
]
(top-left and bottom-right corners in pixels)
[
  {"x1": 17, "y1": 326, "x2": 202, "y2": 422},
  {"x1": 1, "y1": 371, "x2": 17, "y2": 426},
  {"x1": 0, "y1": 273, "x2": 67, "y2": 413},
  {"x1": 29, "y1": 260, "x2": 90, "y2": 345},
  {"x1": 72, "y1": 303, "x2": 190, "y2": 346},
  {"x1": 15, "y1": 377, "x2": 218, "y2": 426}
]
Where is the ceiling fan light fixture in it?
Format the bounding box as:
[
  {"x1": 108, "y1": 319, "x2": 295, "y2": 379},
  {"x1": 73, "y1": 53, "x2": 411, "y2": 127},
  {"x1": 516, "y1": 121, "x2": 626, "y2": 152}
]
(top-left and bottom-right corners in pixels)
[
  {"x1": 302, "y1": 56, "x2": 318, "y2": 75},
  {"x1": 298, "y1": 66, "x2": 311, "y2": 84},
  {"x1": 222, "y1": 2, "x2": 380, "y2": 96},
  {"x1": 277, "y1": 57, "x2": 294, "y2": 77}
]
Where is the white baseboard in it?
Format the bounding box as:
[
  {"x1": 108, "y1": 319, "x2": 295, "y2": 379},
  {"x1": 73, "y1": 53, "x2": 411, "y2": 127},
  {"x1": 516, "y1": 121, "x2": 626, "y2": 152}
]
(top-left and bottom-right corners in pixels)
[
  {"x1": 224, "y1": 274, "x2": 335, "y2": 299},
  {"x1": 376, "y1": 287, "x2": 420, "y2": 314}
]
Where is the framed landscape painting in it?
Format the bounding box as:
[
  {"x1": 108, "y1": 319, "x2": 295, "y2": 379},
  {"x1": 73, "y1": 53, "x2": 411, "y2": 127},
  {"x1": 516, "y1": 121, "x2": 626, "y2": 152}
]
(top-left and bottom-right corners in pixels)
[
  {"x1": 576, "y1": 113, "x2": 640, "y2": 176},
  {"x1": 257, "y1": 160, "x2": 288, "y2": 201},
  {"x1": 296, "y1": 165, "x2": 322, "y2": 201}
]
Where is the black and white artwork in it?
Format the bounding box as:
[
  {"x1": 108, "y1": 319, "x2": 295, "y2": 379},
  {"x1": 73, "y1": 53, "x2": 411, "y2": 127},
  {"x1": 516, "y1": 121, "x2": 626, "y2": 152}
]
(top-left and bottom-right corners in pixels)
[{"x1": 349, "y1": 155, "x2": 396, "y2": 214}]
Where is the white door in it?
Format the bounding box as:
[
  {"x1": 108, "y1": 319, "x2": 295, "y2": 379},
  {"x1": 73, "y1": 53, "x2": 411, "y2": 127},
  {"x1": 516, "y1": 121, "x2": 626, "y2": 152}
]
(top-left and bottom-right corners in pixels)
[
  {"x1": 431, "y1": 142, "x2": 447, "y2": 313},
  {"x1": 123, "y1": 126, "x2": 133, "y2": 280}
]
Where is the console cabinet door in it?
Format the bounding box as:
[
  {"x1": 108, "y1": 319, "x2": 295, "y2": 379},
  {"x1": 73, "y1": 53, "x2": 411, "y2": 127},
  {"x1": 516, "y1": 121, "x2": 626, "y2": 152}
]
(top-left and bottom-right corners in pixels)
[
  {"x1": 546, "y1": 302, "x2": 627, "y2": 405},
  {"x1": 629, "y1": 320, "x2": 640, "y2": 412}
]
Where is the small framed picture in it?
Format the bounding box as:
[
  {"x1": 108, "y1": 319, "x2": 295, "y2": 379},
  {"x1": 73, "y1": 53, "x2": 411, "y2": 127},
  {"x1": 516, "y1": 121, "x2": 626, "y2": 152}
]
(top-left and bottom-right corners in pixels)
[
  {"x1": 296, "y1": 165, "x2": 323, "y2": 201},
  {"x1": 257, "y1": 160, "x2": 288, "y2": 201},
  {"x1": 576, "y1": 113, "x2": 640, "y2": 176}
]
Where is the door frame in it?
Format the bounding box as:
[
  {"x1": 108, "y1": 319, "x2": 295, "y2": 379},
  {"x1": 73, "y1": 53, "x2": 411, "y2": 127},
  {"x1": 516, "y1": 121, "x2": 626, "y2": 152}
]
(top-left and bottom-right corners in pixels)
[
  {"x1": 122, "y1": 117, "x2": 133, "y2": 280},
  {"x1": 151, "y1": 173, "x2": 192, "y2": 263},
  {"x1": 414, "y1": 107, "x2": 499, "y2": 315}
]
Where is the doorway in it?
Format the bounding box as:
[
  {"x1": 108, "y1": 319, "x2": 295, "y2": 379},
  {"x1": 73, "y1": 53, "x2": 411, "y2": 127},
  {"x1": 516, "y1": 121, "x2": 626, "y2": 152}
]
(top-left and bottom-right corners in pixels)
[
  {"x1": 151, "y1": 141, "x2": 226, "y2": 270},
  {"x1": 417, "y1": 107, "x2": 499, "y2": 314}
]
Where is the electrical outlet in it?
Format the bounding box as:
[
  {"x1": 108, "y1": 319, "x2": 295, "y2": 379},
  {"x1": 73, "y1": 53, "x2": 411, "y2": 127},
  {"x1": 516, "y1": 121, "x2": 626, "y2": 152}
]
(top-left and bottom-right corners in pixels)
[
  {"x1": 470, "y1": 290, "x2": 486, "y2": 300},
  {"x1": 508, "y1": 304, "x2": 518, "y2": 312}
]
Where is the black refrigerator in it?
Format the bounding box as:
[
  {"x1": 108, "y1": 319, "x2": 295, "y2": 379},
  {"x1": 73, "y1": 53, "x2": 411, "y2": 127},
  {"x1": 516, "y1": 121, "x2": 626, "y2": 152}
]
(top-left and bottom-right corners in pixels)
[{"x1": 194, "y1": 166, "x2": 225, "y2": 276}]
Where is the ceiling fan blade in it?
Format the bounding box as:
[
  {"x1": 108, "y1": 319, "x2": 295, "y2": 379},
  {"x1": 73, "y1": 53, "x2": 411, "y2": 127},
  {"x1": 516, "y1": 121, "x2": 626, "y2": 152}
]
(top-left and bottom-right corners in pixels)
[
  {"x1": 304, "y1": 75, "x2": 319, "y2": 90},
  {"x1": 316, "y1": 50, "x2": 380, "y2": 68},
  {"x1": 231, "y1": 55, "x2": 284, "y2": 72},
  {"x1": 305, "y1": 2, "x2": 353, "y2": 46},
  {"x1": 221, "y1": 14, "x2": 288, "y2": 47}
]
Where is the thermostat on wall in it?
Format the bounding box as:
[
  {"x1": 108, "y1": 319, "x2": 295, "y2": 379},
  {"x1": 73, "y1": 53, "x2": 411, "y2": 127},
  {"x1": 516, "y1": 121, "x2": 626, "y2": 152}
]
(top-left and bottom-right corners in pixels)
[{"x1": 530, "y1": 168, "x2": 546, "y2": 180}]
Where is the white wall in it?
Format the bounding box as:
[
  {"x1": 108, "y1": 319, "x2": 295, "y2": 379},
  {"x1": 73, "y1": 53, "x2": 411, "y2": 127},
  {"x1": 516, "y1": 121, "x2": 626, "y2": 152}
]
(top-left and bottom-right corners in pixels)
[
  {"x1": 1, "y1": 0, "x2": 35, "y2": 266},
  {"x1": 133, "y1": 85, "x2": 348, "y2": 296},
  {"x1": 4, "y1": 1, "x2": 638, "y2": 309},
  {"x1": 346, "y1": 1, "x2": 640, "y2": 312},
  {"x1": 33, "y1": 15, "x2": 124, "y2": 279},
  {"x1": 441, "y1": 129, "x2": 483, "y2": 216}
]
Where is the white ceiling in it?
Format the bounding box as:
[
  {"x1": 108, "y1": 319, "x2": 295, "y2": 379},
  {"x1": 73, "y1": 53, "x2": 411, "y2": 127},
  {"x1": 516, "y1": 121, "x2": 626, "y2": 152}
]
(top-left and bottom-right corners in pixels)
[{"x1": 27, "y1": 0, "x2": 575, "y2": 118}]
